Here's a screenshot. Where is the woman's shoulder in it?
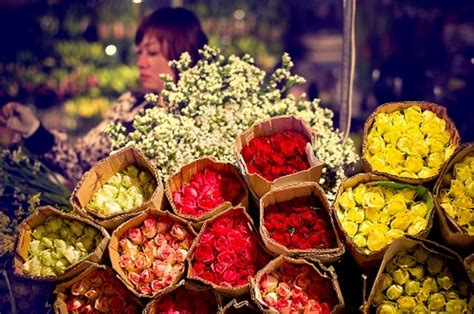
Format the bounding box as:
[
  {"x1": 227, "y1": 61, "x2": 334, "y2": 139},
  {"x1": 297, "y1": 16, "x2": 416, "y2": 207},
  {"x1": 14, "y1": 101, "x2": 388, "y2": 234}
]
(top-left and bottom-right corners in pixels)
[{"x1": 107, "y1": 91, "x2": 147, "y2": 122}]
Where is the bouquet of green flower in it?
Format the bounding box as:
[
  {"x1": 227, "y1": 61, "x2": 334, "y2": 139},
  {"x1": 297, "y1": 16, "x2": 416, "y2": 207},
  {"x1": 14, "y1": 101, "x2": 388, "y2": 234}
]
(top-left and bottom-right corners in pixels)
[{"x1": 105, "y1": 46, "x2": 357, "y2": 199}]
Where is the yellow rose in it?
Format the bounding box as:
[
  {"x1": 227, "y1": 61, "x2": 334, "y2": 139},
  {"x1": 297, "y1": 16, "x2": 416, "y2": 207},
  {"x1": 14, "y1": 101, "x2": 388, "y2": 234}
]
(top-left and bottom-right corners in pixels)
[
  {"x1": 411, "y1": 140, "x2": 430, "y2": 157},
  {"x1": 426, "y1": 137, "x2": 446, "y2": 153},
  {"x1": 386, "y1": 194, "x2": 408, "y2": 215},
  {"x1": 407, "y1": 217, "x2": 428, "y2": 235},
  {"x1": 368, "y1": 153, "x2": 386, "y2": 171},
  {"x1": 453, "y1": 196, "x2": 472, "y2": 209},
  {"x1": 391, "y1": 213, "x2": 415, "y2": 231},
  {"x1": 363, "y1": 191, "x2": 386, "y2": 210},
  {"x1": 368, "y1": 133, "x2": 386, "y2": 155},
  {"x1": 412, "y1": 202, "x2": 429, "y2": 218},
  {"x1": 367, "y1": 233, "x2": 388, "y2": 252},
  {"x1": 384, "y1": 145, "x2": 405, "y2": 167},
  {"x1": 427, "y1": 152, "x2": 444, "y2": 169},
  {"x1": 358, "y1": 221, "x2": 373, "y2": 236},
  {"x1": 387, "y1": 229, "x2": 404, "y2": 242},
  {"x1": 440, "y1": 203, "x2": 456, "y2": 218},
  {"x1": 400, "y1": 171, "x2": 418, "y2": 179},
  {"x1": 465, "y1": 179, "x2": 474, "y2": 198},
  {"x1": 449, "y1": 180, "x2": 465, "y2": 198},
  {"x1": 404, "y1": 106, "x2": 423, "y2": 125},
  {"x1": 418, "y1": 167, "x2": 437, "y2": 178},
  {"x1": 391, "y1": 111, "x2": 407, "y2": 128},
  {"x1": 404, "y1": 127, "x2": 424, "y2": 142},
  {"x1": 373, "y1": 113, "x2": 393, "y2": 135},
  {"x1": 338, "y1": 189, "x2": 356, "y2": 211},
  {"x1": 456, "y1": 208, "x2": 472, "y2": 227},
  {"x1": 444, "y1": 145, "x2": 456, "y2": 162},
  {"x1": 382, "y1": 188, "x2": 394, "y2": 200},
  {"x1": 381, "y1": 165, "x2": 397, "y2": 175},
  {"x1": 342, "y1": 221, "x2": 359, "y2": 237},
  {"x1": 370, "y1": 223, "x2": 389, "y2": 235},
  {"x1": 353, "y1": 184, "x2": 367, "y2": 205},
  {"x1": 383, "y1": 131, "x2": 401, "y2": 146},
  {"x1": 346, "y1": 208, "x2": 365, "y2": 223},
  {"x1": 464, "y1": 155, "x2": 474, "y2": 172},
  {"x1": 353, "y1": 234, "x2": 367, "y2": 248},
  {"x1": 404, "y1": 155, "x2": 424, "y2": 174},
  {"x1": 378, "y1": 212, "x2": 391, "y2": 224},
  {"x1": 454, "y1": 164, "x2": 471, "y2": 183},
  {"x1": 400, "y1": 188, "x2": 417, "y2": 202},
  {"x1": 468, "y1": 225, "x2": 474, "y2": 236},
  {"x1": 365, "y1": 207, "x2": 381, "y2": 223},
  {"x1": 396, "y1": 136, "x2": 414, "y2": 154}
]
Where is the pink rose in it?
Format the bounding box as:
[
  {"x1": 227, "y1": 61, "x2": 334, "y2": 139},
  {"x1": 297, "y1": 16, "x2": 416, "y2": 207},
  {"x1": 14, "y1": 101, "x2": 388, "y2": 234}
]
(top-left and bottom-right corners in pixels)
[
  {"x1": 163, "y1": 274, "x2": 175, "y2": 286},
  {"x1": 295, "y1": 274, "x2": 311, "y2": 290},
  {"x1": 80, "y1": 304, "x2": 94, "y2": 313},
  {"x1": 119, "y1": 238, "x2": 139, "y2": 260},
  {"x1": 94, "y1": 296, "x2": 109, "y2": 312},
  {"x1": 119, "y1": 254, "x2": 136, "y2": 272},
  {"x1": 263, "y1": 292, "x2": 278, "y2": 307},
  {"x1": 66, "y1": 296, "x2": 83, "y2": 311},
  {"x1": 127, "y1": 227, "x2": 144, "y2": 245},
  {"x1": 156, "y1": 217, "x2": 172, "y2": 233},
  {"x1": 138, "y1": 283, "x2": 152, "y2": 295},
  {"x1": 170, "y1": 223, "x2": 188, "y2": 241},
  {"x1": 167, "y1": 237, "x2": 181, "y2": 250},
  {"x1": 84, "y1": 288, "x2": 102, "y2": 300},
  {"x1": 142, "y1": 240, "x2": 158, "y2": 260},
  {"x1": 291, "y1": 288, "x2": 304, "y2": 299},
  {"x1": 157, "y1": 246, "x2": 176, "y2": 263},
  {"x1": 217, "y1": 251, "x2": 236, "y2": 267},
  {"x1": 175, "y1": 248, "x2": 188, "y2": 262},
  {"x1": 134, "y1": 254, "x2": 150, "y2": 271},
  {"x1": 151, "y1": 280, "x2": 163, "y2": 292},
  {"x1": 304, "y1": 300, "x2": 323, "y2": 314},
  {"x1": 276, "y1": 282, "x2": 291, "y2": 298},
  {"x1": 259, "y1": 273, "x2": 279, "y2": 291},
  {"x1": 127, "y1": 272, "x2": 140, "y2": 285},
  {"x1": 142, "y1": 216, "x2": 157, "y2": 239},
  {"x1": 172, "y1": 263, "x2": 184, "y2": 274},
  {"x1": 71, "y1": 280, "x2": 87, "y2": 296},
  {"x1": 140, "y1": 269, "x2": 154, "y2": 283},
  {"x1": 152, "y1": 260, "x2": 170, "y2": 277},
  {"x1": 153, "y1": 233, "x2": 168, "y2": 247},
  {"x1": 292, "y1": 295, "x2": 309, "y2": 311},
  {"x1": 276, "y1": 298, "x2": 291, "y2": 313}
]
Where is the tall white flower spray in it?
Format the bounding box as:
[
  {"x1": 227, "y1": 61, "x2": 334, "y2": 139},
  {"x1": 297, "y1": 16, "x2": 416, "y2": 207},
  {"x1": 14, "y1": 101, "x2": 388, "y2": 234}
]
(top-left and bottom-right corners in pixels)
[{"x1": 105, "y1": 46, "x2": 358, "y2": 199}]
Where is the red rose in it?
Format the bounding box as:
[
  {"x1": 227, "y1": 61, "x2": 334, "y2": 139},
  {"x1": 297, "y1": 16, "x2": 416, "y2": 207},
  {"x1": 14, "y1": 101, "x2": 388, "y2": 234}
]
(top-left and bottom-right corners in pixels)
[
  {"x1": 201, "y1": 270, "x2": 217, "y2": 283},
  {"x1": 211, "y1": 262, "x2": 227, "y2": 274},
  {"x1": 199, "y1": 232, "x2": 214, "y2": 244},
  {"x1": 212, "y1": 217, "x2": 234, "y2": 236},
  {"x1": 217, "y1": 250, "x2": 236, "y2": 267},
  {"x1": 265, "y1": 212, "x2": 287, "y2": 232},
  {"x1": 194, "y1": 244, "x2": 215, "y2": 264},
  {"x1": 281, "y1": 262, "x2": 299, "y2": 277},
  {"x1": 214, "y1": 236, "x2": 230, "y2": 252},
  {"x1": 192, "y1": 262, "x2": 206, "y2": 276},
  {"x1": 222, "y1": 269, "x2": 238, "y2": 285},
  {"x1": 289, "y1": 213, "x2": 304, "y2": 228},
  {"x1": 276, "y1": 298, "x2": 291, "y2": 312},
  {"x1": 272, "y1": 232, "x2": 291, "y2": 246}
]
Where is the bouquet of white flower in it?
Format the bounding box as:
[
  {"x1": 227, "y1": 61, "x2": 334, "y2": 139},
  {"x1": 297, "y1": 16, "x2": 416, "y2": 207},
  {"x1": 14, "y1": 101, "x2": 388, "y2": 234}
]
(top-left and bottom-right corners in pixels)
[{"x1": 105, "y1": 46, "x2": 357, "y2": 199}]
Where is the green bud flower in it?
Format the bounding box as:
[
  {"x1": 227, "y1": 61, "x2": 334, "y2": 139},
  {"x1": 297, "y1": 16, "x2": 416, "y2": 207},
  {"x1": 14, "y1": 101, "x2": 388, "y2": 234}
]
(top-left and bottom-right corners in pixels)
[
  {"x1": 138, "y1": 169, "x2": 152, "y2": 184},
  {"x1": 413, "y1": 246, "x2": 429, "y2": 264},
  {"x1": 59, "y1": 227, "x2": 73, "y2": 240},
  {"x1": 41, "y1": 267, "x2": 56, "y2": 277},
  {"x1": 397, "y1": 296, "x2": 416, "y2": 310},
  {"x1": 404, "y1": 280, "x2": 420, "y2": 296},
  {"x1": 426, "y1": 256, "x2": 444, "y2": 275},
  {"x1": 395, "y1": 254, "x2": 417, "y2": 268},
  {"x1": 31, "y1": 226, "x2": 46, "y2": 240},
  {"x1": 386, "y1": 284, "x2": 404, "y2": 300},
  {"x1": 40, "y1": 237, "x2": 53, "y2": 249},
  {"x1": 372, "y1": 291, "x2": 386, "y2": 306},
  {"x1": 416, "y1": 288, "x2": 430, "y2": 303},
  {"x1": 83, "y1": 227, "x2": 98, "y2": 238},
  {"x1": 53, "y1": 239, "x2": 67, "y2": 251},
  {"x1": 436, "y1": 271, "x2": 453, "y2": 290},
  {"x1": 45, "y1": 216, "x2": 63, "y2": 233},
  {"x1": 428, "y1": 293, "x2": 446, "y2": 311},
  {"x1": 46, "y1": 232, "x2": 60, "y2": 240},
  {"x1": 443, "y1": 290, "x2": 459, "y2": 300},
  {"x1": 126, "y1": 165, "x2": 140, "y2": 178},
  {"x1": 76, "y1": 236, "x2": 94, "y2": 252},
  {"x1": 378, "y1": 273, "x2": 393, "y2": 291},
  {"x1": 376, "y1": 301, "x2": 397, "y2": 314},
  {"x1": 412, "y1": 304, "x2": 429, "y2": 313},
  {"x1": 392, "y1": 268, "x2": 410, "y2": 285},
  {"x1": 445, "y1": 299, "x2": 468, "y2": 313},
  {"x1": 39, "y1": 250, "x2": 54, "y2": 267},
  {"x1": 69, "y1": 221, "x2": 85, "y2": 236},
  {"x1": 407, "y1": 265, "x2": 425, "y2": 280},
  {"x1": 385, "y1": 260, "x2": 398, "y2": 275},
  {"x1": 28, "y1": 240, "x2": 42, "y2": 256}
]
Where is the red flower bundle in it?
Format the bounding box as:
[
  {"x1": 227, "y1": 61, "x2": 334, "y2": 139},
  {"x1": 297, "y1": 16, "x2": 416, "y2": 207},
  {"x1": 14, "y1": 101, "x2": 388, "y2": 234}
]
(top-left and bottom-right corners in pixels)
[
  {"x1": 118, "y1": 215, "x2": 195, "y2": 296},
  {"x1": 241, "y1": 130, "x2": 310, "y2": 181},
  {"x1": 190, "y1": 208, "x2": 271, "y2": 291},
  {"x1": 264, "y1": 196, "x2": 336, "y2": 250},
  {"x1": 64, "y1": 268, "x2": 138, "y2": 314},
  {"x1": 172, "y1": 168, "x2": 244, "y2": 218},
  {"x1": 258, "y1": 261, "x2": 339, "y2": 313},
  {"x1": 150, "y1": 284, "x2": 218, "y2": 314}
]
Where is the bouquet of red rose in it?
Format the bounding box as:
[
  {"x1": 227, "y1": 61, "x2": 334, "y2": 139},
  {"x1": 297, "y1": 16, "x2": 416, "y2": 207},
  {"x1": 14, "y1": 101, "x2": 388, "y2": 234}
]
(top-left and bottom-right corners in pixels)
[
  {"x1": 54, "y1": 264, "x2": 140, "y2": 314},
  {"x1": 167, "y1": 158, "x2": 247, "y2": 225},
  {"x1": 236, "y1": 116, "x2": 323, "y2": 198},
  {"x1": 251, "y1": 256, "x2": 344, "y2": 314},
  {"x1": 144, "y1": 280, "x2": 220, "y2": 314},
  {"x1": 188, "y1": 207, "x2": 272, "y2": 296},
  {"x1": 109, "y1": 210, "x2": 196, "y2": 297}
]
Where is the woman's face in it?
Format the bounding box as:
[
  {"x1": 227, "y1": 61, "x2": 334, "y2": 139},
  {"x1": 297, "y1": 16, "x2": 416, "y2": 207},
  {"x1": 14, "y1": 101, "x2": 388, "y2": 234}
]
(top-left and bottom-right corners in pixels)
[{"x1": 136, "y1": 33, "x2": 175, "y2": 93}]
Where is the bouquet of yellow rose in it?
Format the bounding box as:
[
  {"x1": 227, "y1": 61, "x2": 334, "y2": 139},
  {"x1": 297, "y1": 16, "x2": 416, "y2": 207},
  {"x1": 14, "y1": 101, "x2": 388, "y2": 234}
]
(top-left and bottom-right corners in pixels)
[
  {"x1": 434, "y1": 144, "x2": 474, "y2": 248},
  {"x1": 334, "y1": 173, "x2": 434, "y2": 268},
  {"x1": 363, "y1": 102, "x2": 460, "y2": 183}
]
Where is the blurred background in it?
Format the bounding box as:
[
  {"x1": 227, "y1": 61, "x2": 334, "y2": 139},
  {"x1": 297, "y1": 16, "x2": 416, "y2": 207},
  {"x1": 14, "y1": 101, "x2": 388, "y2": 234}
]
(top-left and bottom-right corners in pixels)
[{"x1": 0, "y1": 0, "x2": 473, "y2": 142}]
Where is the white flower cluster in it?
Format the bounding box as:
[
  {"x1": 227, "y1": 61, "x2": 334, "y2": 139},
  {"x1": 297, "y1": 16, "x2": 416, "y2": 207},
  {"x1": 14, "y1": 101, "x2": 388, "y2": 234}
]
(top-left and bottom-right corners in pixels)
[{"x1": 105, "y1": 46, "x2": 358, "y2": 199}]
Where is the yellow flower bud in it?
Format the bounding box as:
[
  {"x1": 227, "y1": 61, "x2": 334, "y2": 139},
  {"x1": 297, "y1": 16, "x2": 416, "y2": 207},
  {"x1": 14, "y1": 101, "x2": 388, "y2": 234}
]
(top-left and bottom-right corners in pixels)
[
  {"x1": 390, "y1": 213, "x2": 413, "y2": 231},
  {"x1": 387, "y1": 229, "x2": 404, "y2": 242},
  {"x1": 426, "y1": 137, "x2": 445, "y2": 153},
  {"x1": 412, "y1": 202, "x2": 429, "y2": 218},
  {"x1": 368, "y1": 153, "x2": 387, "y2": 171},
  {"x1": 383, "y1": 131, "x2": 401, "y2": 146},
  {"x1": 427, "y1": 152, "x2": 444, "y2": 169},
  {"x1": 418, "y1": 167, "x2": 437, "y2": 178},
  {"x1": 363, "y1": 191, "x2": 386, "y2": 211},
  {"x1": 404, "y1": 155, "x2": 423, "y2": 174},
  {"x1": 368, "y1": 133, "x2": 387, "y2": 155},
  {"x1": 342, "y1": 221, "x2": 358, "y2": 237},
  {"x1": 367, "y1": 233, "x2": 388, "y2": 252},
  {"x1": 353, "y1": 234, "x2": 367, "y2": 248},
  {"x1": 407, "y1": 216, "x2": 428, "y2": 236},
  {"x1": 378, "y1": 212, "x2": 391, "y2": 225},
  {"x1": 449, "y1": 180, "x2": 465, "y2": 198},
  {"x1": 454, "y1": 164, "x2": 471, "y2": 183},
  {"x1": 411, "y1": 140, "x2": 430, "y2": 157},
  {"x1": 353, "y1": 184, "x2": 367, "y2": 205},
  {"x1": 453, "y1": 196, "x2": 472, "y2": 210},
  {"x1": 358, "y1": 221, "x2": 373, "y2": 236},
  {"x1": 465, "y1": 179, "x2": 474, "y2": 198},
  {"x1": 440, "y1": 203, "x2": 456, "y2": 218},
  {"x1": 373, "y1": 113, "x2": 393, "y2": 135},
  {"x1": 386, "y1": 194, "x2": 407, "y2": 215},
  {"x1": 396, "y1": 136, "x2": 413, "y2": 154},
  {"x1": 365, "y1": 207, "x2": 381, "y2": 223},
  {"x1": 400, "y1": 188, "x2": 417, "y2": 202},
  {"x1": 346, "y1": 208, "x2": 365, "y2": 223},
  {"x1": 384, "y1": 146, "x2": 405, "y2": 167},
  {"x1": 403, "y1": 105, "x2": 422, "y2": 124},
  {"x1": 338, "y1": 189, "x2": 356, "y2": 211}
]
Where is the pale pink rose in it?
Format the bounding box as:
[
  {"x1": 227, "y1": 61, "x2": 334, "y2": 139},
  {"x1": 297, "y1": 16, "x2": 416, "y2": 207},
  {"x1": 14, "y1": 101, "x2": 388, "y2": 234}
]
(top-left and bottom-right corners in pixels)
[
  {"x1": 180, "y1": 234, "x2": 195, "y2": 250},
  {"x1": 157, "y1": 246, "x2": 176, "y2": 263},
  {"x1": 84, "y1": 288, "x2": 102, "y2": 300},
  {"x1": 263, "y1": 291, "x2": 278, "y2": 307},
  {"x1": 259, "y1": 273, "x2": 279, "y2": 292},
  {"x1": 304, "y1": 300, "x2": 323, "y2": 314},
  {"x1": 71, "y1": 280, "x2": 88, "y2": 296},
  {"x1": 142, "y1": 240, "x2": 158, "y2": 260},
  {"x1": 153, "y1": 233, "x2": 168, "y2": 247},
  {"x1": 292, "y1": 295, "x2": 309, "y2": 311},
  {"x1": 138, "y1": 283, "x2": 152, "y2": 295},
  {"x1": 142, "y1": 216, "x2": 157, "y2": 239},
  {"x1": 156, "y1": 217, "x2": 172, "y2": 233},
  {"x1": 119, "y1": 254, "x2": 137, "y2": 272},
  {"x1": 276, "y1": 282, "x2": 291, "y2": 298},
  {"x1": 119, "y1": 238, "x2": 139, "y2": 259},
  {"x1": 151, "y1": 260, "x2": 167, "y2": 277},
  {"x1": 127, "y1": 227, "x2": 144, "y2": 245},
  {"x1": 167, "y1": 237, "x2": 181, "y2": 250},
  {"x1": 140, "y1": 269, "x2": 155, "y2": 283},
  {"x1": 128, "y1": 272, "x2": 140, "y2": 285},
  {"x1": 150, "y1": 280, "x2": 163, "y2": 292},
  {"x1": 172, "y1": 263, "x2": 184, "y2": 274},
  {"x1": 295, "y1": 274, "x2": 311, "y2": 290},
  {"x1": 134, "y1": 254, "x2": 150, "y2": 271},
  {"x1": 175, "y1": 248, "x2": 188, "y2": 263},
  {"x1": 170, "y1": 223, "x2": 188, "y2": 241}
]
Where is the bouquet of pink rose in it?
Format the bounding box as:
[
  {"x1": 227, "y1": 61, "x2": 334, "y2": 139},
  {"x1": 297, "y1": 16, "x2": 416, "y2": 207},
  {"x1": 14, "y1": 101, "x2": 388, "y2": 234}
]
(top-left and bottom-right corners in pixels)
[
  {"x1": 188, "y1": 207, "x2": 272, "y2": 296},
  {"x1": 110, "y1": 211, "x2": 196, "y2": 297}
]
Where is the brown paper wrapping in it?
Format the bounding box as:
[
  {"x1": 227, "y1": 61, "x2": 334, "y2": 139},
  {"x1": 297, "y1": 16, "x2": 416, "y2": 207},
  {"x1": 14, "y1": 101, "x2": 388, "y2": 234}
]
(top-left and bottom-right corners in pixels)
[
  {"x1": 14, "y1": 206, "x2": 109, "y2": 282},
  {"x1": 165, "y1": 156, "x2": 249, "y2": 230},
  {"x1": 53, "y1": 262, "x2": 143, "y2": 314},
  {"x1": 108, "y1": 208, "x2": 198, "y2": 298},
  {"x1": 465, "y1": 253, "x2": 474, "y2": 282},
  {"x1": 143, "y1": 279, "x2": 223, "y2": 314},
  {"x1": 363, "y1": 236, "x2": 472, "y2": 313},
  {"x1": 259, "y1": 182, "x2": 345, "y2": 263},
  {"x1": 362, "y1": 101, "x2": 460, "y2": 184},
  {"x1": 219, "y1": 299, "x2": 260, "y2": 314},
  {"x1": 333, "y1": 173, "x2": 435, "y2": 269},
  {"x1": 433, "y1": 143, "x2": 474, "y2": 248},
  {"x1": 235, "y1": 115, "x2": 324, "y2": 198},
  {"x1": 187, "y1": 206, "x2": 271, "y2": 298},
  {"x1": 249, "y1": 255, "x2": 345, "y2": 313},
  {"x1": 70, "y1": 146, "x2": 165, "y2": 230}
]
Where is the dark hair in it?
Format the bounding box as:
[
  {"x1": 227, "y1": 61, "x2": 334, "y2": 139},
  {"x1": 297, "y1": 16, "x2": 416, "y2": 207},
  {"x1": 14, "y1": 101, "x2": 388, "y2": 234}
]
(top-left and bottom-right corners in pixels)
[{"x1": 135, "y1": 7, "x2": 208, "y2": 66}]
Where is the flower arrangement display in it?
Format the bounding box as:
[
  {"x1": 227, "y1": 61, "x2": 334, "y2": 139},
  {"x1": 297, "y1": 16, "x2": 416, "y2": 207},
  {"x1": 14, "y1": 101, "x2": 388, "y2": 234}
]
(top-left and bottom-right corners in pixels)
[
  {"x1": 437, "y1": 151, "x2": 474, "y2": 236},
  {"x1": 241, "y1": 129, "x2": 309, "y2": 181},
  {"x1": 252, "y1": 256, "x2": 343, "y2": 313},
  {"x1": 334, "y1": 174, "x2": 434, "y2": 267},
  {"x1": 87, "y1": 165, "x2": 157, "y2": 216},
  {"x1": 144, "y1": 281, "x2": 220, "y2": 314},
  {"x1": 167, "y1": 157, "x2": 247, "y2": 224},
  {"x1": 110, "y1": 211, "x2": 196, "y2": 297},
  {"x1": 54, "y1": 266, "x2": 139, "y2": 314},
  {"x1": 369, "y1": 241, "x2": 472, "y2": 313},
  {"x1": 363, "y1": 102, "x2": 459, "y2": 182},
  {"x1": 15, "y1": 206, "x2": 109, "y2": 281},
  {"x1": 105, "y1": 46, "x2": 358, "y2": 200},
  {"x1": 188, "y1": 207, "x2": 271, "y2": 296}
]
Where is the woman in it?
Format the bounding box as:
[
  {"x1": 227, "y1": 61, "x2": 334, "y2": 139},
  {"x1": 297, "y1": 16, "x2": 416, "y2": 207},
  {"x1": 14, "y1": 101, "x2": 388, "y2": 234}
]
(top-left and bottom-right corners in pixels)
[{"x1": 0, "y1": 7, "x2": 208, "y2": 185}]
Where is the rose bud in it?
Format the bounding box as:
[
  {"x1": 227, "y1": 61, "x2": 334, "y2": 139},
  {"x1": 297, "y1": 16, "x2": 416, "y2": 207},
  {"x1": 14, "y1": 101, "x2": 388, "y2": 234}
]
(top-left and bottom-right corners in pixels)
[
  {"x1": 84, "y1": 288, "x2": 102, "y2": 300},
  {"x1": 138, "y1": 283, "x2": 152, "y2": 295},
  {"x1": 108, "y1": 295, "x2": 126, "y2": 313},
  {"x1": 153, "y1": 233, "x2": 168, "y2": 247},
  {"x1": 128, "y1": 272, "x2": 140, "y2": 286},
  {"x1": 119, "y1": 253, "x2": 137, "y2": 272},
  {"x1": 175, "y1": 248, "x2": 188, "y2": 263},
  {"x1": 276, "y1": 282, "x2": 292, "y2": 298},
  {"x1": 94, "y1": 296, "x2": 109, "y2": 313},
  {"x1": 152, "y1": 260, "x2": 167, "y2": 277},
  {"x1": 134, "y1": 254, "x2": 150, "y2": 271},
  {"x1": 170, "y1": 223, "x2": 188, "y2": 241},
  {"x1": 157, "y1": 246, "x2": 176, "y2": 263},
  {"x1": 142, "y1": 240, "x2": 158, "y2": 260},
  {"x1": 80, "y1": 304, "x2": 95, "y2": 313},
  {"x1": 156, "y1": 217, "x2": 172, "y2": 233},
  {"x1": 71, "y1": 280, "x2": 88, "y2": 296},
  {"x1": 119, "y1": 238, "x2": 139, "y2": 259},
  {"x1": 260, "y1": 273, "x2": 279, "y2": 291},
  {"x1": 151, "y1": 279, "x2": 164, "y2": 292},
  {"x1": 102, "y1": 282, "x2": 115, "y2": 296},
  {"x1": 295, "y1": 274, "x2": 311, "y2": 290},
  {"x1": 263, "y1": 292, "x2": 278, "y2": 307},
  {"x1": 140, "y1": 269, "x2": 155, "y2": 283},
  {"x1": 87, "y1": 270, "x2": 104, "y2": 287},
  {"x1": 142, "y1": 216, "x2": 157, "y2": 239},
  {"x1": 66, "y1": 296, "x2": 84, "y2": 311},
  {"x1": 127, "y1": 228, "x2": 144, "y2": 245}
]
